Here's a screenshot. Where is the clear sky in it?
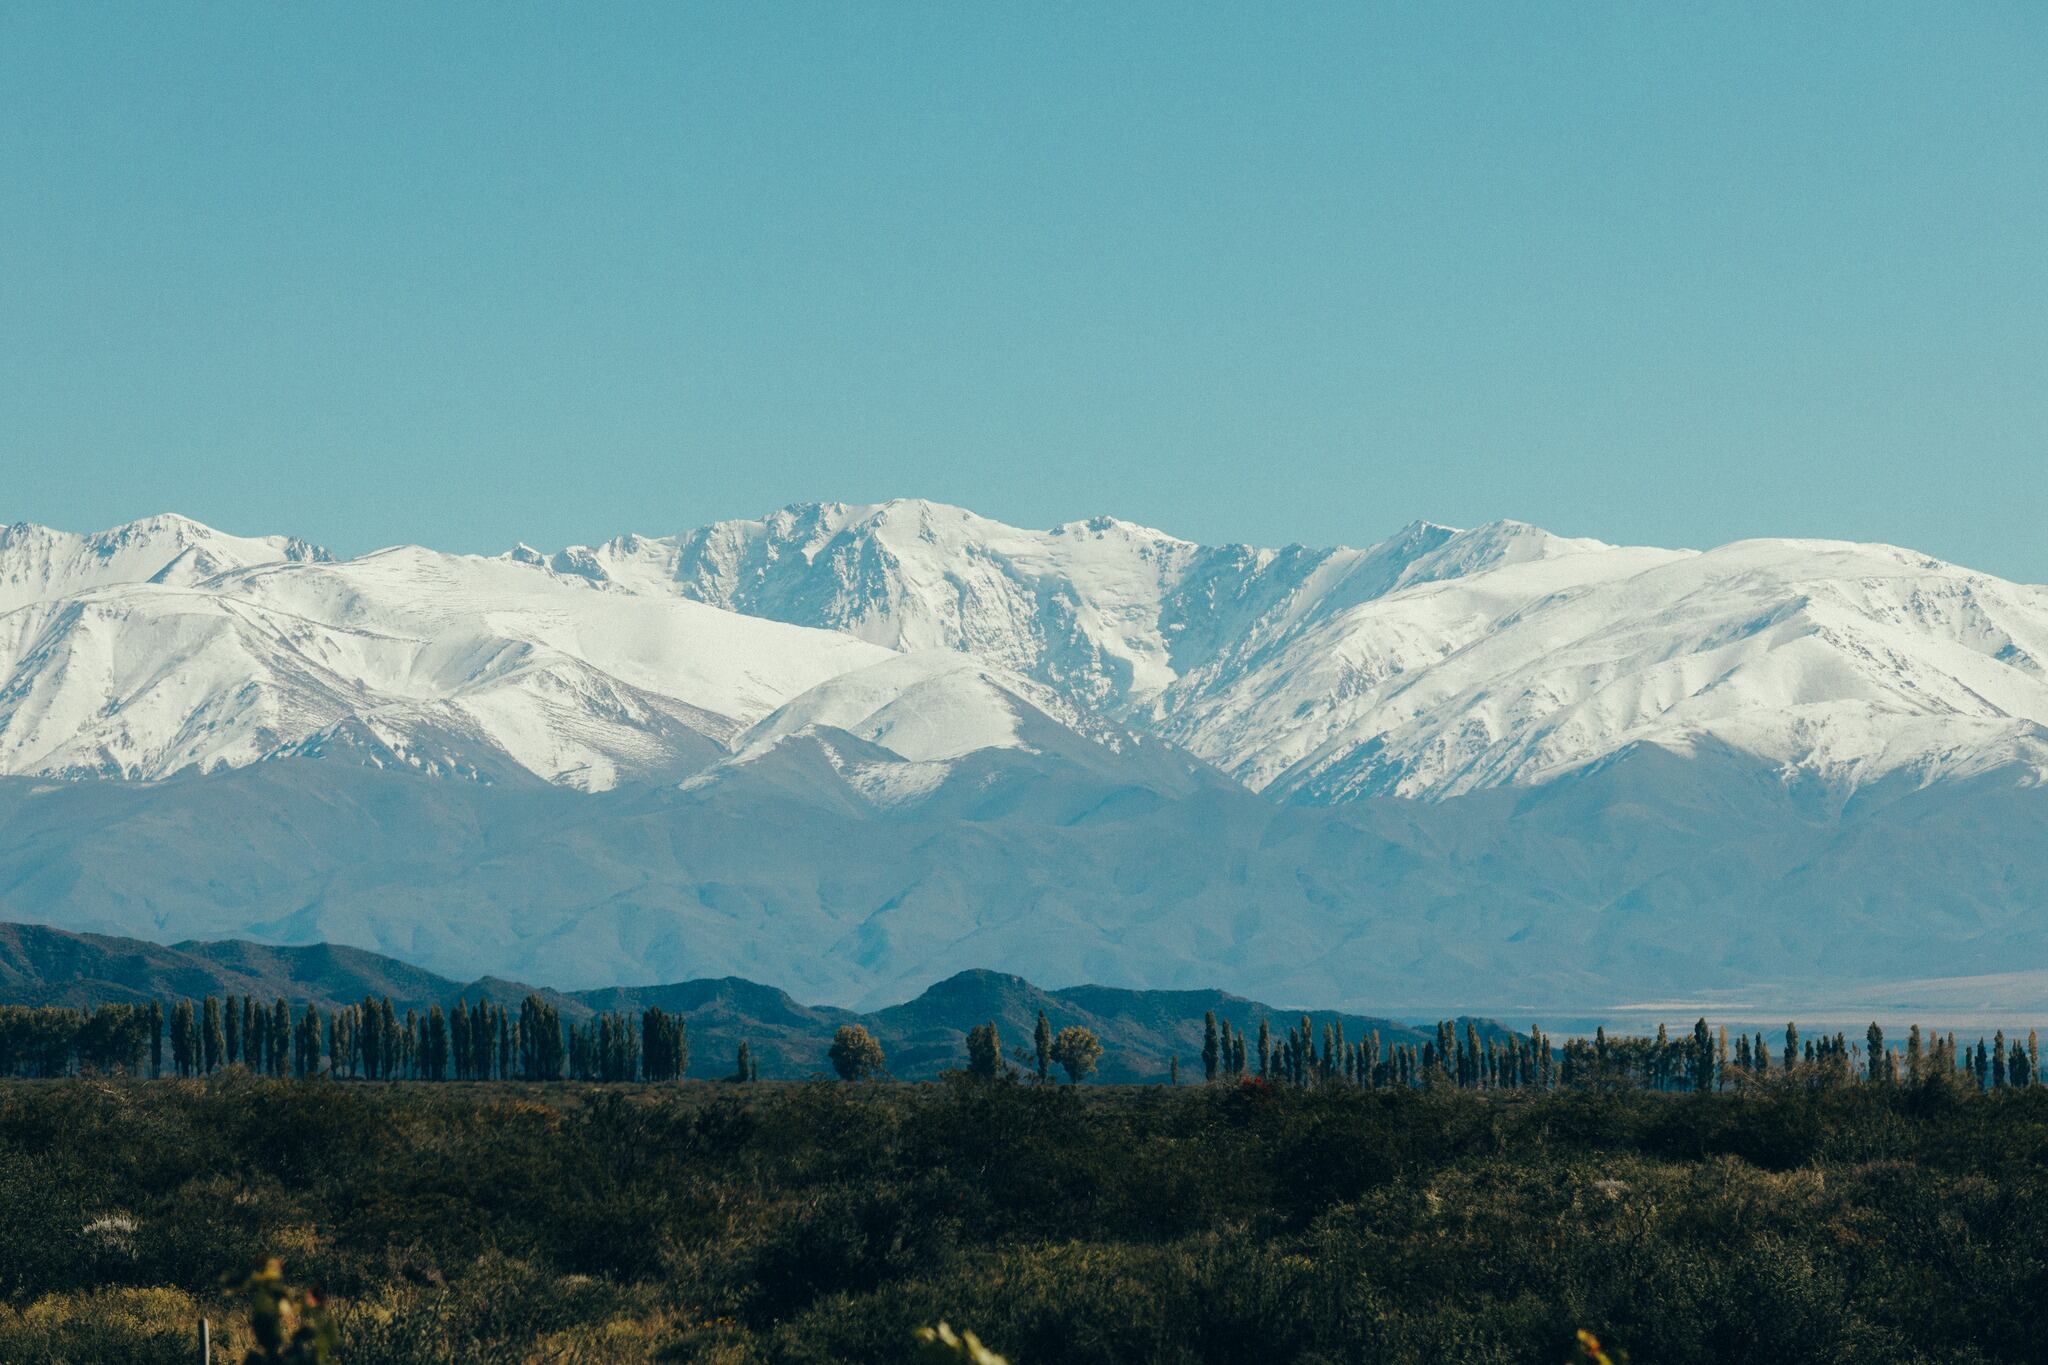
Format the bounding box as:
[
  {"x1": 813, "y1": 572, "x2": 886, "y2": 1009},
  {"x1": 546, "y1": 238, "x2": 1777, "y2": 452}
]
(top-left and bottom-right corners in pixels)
[{"x1": 4, "y1": 5, "x2": 2044, "y2": 578}]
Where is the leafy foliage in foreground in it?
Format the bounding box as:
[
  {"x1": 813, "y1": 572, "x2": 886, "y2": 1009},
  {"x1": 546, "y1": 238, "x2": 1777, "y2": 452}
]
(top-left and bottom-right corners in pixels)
[{"x1": 3, "y1": 1074, "x2": 2046, "y2": 1362}]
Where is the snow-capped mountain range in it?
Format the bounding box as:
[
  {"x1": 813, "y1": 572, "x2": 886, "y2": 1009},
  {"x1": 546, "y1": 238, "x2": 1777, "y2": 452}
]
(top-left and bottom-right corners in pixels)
[
  {"x1": 6, "y1": 502, "x2": 2043, "y2": 801},
  {"x1": 3, "y1": 502, "x2": 2045, "y2": 1012}
]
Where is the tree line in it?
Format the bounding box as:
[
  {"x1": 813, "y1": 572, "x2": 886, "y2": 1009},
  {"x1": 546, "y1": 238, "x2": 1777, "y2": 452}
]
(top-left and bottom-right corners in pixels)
[
  {"x1": 0, "y1": 995, "x2": 704, "y2": 1083},
  {"x1": 1, "y1": 994, "x2": 2041, "y2": 1093},
  {"x1": 1188, "y1": 1011, "x2": 1564, "y2": 1091},
  {"x1": 1190, "y1": 1011, "x2": 2044, "y2": 1094}
]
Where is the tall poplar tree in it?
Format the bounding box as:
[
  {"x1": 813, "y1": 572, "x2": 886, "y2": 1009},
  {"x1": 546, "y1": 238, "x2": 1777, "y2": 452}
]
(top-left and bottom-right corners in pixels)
[
  {"x1": 170, "y1": 1000, "x2": 195, "y2": 1077},
  {"x1": 296, "y1": 1004, "x2": 321, "y2": 1077},
  {"x1": 273, "y1": 999, "x2": 291, "y2": 1076},
  {"x1": 452, "y1": 1000, "x2": 471, "y2": 1080},
  {"x1": 201, "y1": 996, "x2": 223, "y2": 1074},
  {"x1": 965, "y1": 1020, "x2": 1003, "y2": 1079},
  {"x1": 425, "y1": 1005, "x2": 448, "y2": 1081}
]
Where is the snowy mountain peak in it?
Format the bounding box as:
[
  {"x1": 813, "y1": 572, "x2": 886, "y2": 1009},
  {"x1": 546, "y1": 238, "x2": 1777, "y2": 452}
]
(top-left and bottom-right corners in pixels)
[
  {"x1": 470, "y1": 501, "x2": 2048, "y2": 799},
  {"x1": 6, "y1": 505, "x2": 2047, "y2": 803},
  {"x1": 1049, "y1": 512, "x2": 1192, "y2": 545},
  {"x1": 0, "y1": 513, "x2": 330, "y2": 614}
]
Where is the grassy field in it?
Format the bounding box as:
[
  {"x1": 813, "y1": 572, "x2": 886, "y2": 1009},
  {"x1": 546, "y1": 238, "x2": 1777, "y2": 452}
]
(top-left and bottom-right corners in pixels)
[{"x1": 2, "y1": 1072, "x2": 2045, "y2": 1363}]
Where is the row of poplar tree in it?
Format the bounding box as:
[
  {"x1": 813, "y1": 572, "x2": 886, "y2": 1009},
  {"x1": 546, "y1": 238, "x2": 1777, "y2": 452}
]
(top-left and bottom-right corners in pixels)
[
  {"x1": 1190, "y1": 1012, "x2": 2045, "y2": 1093},
  {"x1": 1192, "y1": 1012, "x2": 1567, "y2": 1090},
  {"x1": 0, "y1": 995, "x2": 712, "y2": 1082},
  {"x1": 1, "y1": 995, "x2": 2040, "y2": 1092}
]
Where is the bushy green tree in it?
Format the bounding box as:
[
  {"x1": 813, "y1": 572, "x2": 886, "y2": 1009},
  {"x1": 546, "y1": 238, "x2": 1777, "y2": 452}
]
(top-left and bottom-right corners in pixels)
[
  {"x1": 830, "y1": 1025, "x2": 885, "y2": 1081},
  {"x1": 1050, "y1": 1025, "x2": 1102, "y2": 1084}
]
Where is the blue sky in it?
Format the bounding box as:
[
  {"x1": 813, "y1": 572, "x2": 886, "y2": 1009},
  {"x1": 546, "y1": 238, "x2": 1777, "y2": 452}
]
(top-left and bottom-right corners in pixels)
[{"x1": 4, "y1": 4, "x2": 2044, "y2": 577}]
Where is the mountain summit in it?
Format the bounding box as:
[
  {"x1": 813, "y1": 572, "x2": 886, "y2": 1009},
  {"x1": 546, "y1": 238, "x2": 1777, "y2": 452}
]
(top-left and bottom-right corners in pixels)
[
  {"x1": 4, "y1": 501, "x2": 2045, "y2": 796},
  {"x1": 2, "y1": 502, "x2": 2044, "y2": 1011},
  {"x1": 509, "y1": 499, "x2": 2048, "y2": 799}
]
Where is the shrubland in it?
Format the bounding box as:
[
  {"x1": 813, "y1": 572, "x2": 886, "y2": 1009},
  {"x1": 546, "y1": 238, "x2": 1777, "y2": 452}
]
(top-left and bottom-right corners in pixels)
[{"x1": 1, "y1": 1072, "x2": 2044, "y2": 1363}]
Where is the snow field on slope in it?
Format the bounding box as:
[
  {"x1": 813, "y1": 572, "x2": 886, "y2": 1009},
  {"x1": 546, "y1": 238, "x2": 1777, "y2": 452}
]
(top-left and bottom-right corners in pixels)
[
  {"x1": 7, "y1": 502, "x2": 2048, "y2": 799},
  {"x1": 0, "y1": 538, "x2": 898, "y2": 786}
]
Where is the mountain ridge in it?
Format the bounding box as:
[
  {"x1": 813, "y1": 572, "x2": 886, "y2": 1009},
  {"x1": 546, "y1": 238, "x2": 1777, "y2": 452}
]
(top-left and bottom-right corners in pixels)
[{"x1": 6, "y1": 501, "x2": 2045, "y2": 802}]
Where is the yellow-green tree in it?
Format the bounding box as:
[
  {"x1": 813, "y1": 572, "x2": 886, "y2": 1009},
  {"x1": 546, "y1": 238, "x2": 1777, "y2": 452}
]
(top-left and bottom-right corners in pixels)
[
  {"x1": 829, "y1": 1025, "x2": 885, "y2": 1081},
  {"x1": 1050, "y1": 1026, "x2": 1102, "y2": 1084}
]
